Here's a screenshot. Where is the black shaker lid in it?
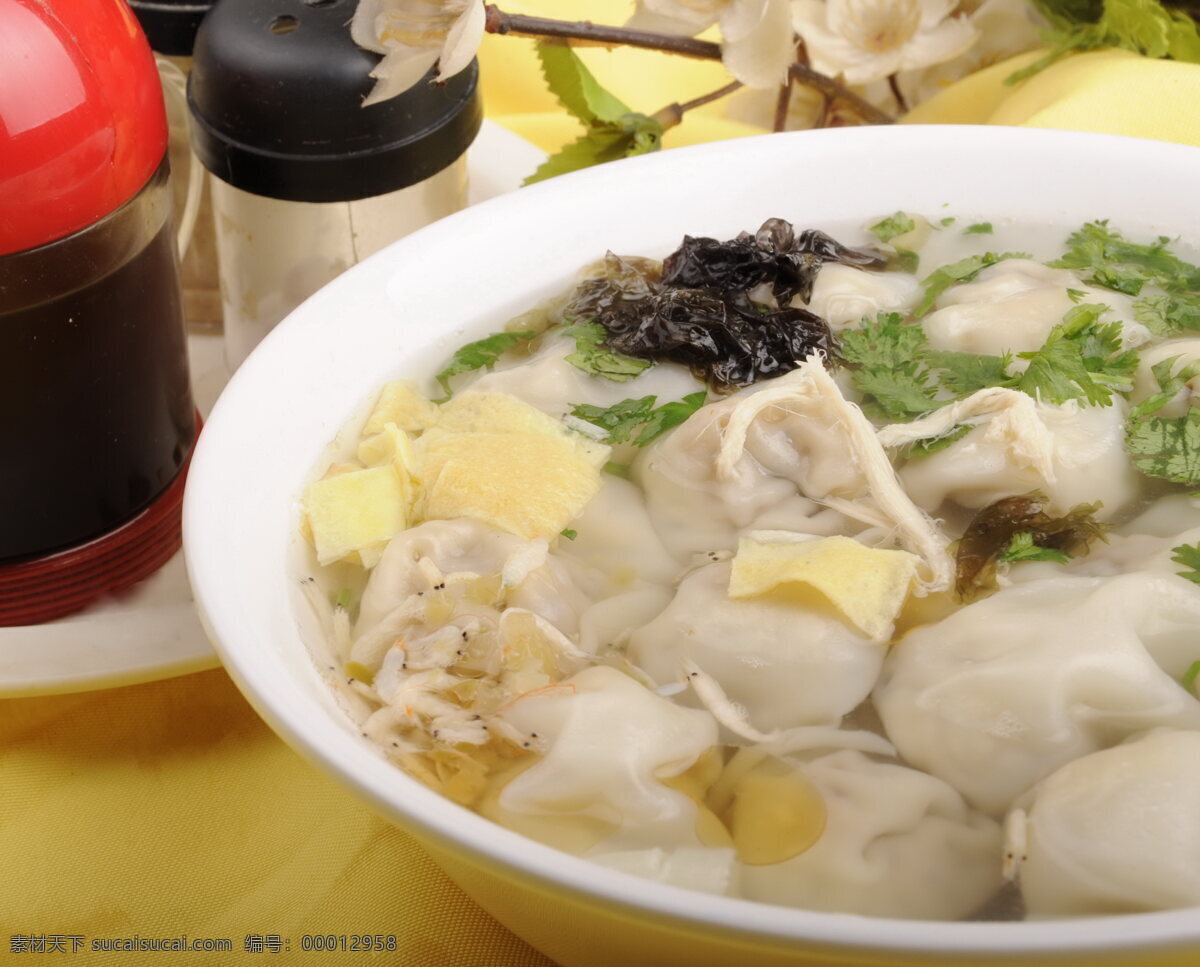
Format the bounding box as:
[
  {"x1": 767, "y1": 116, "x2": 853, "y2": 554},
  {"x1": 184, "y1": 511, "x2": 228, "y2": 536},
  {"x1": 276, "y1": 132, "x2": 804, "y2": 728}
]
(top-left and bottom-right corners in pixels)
[
  {"x1": 128, "y1": 0, "x2": 215, "y2": 57},
  {"x1": 187, "y1": 0, "x2": 481, "y2": 202}
]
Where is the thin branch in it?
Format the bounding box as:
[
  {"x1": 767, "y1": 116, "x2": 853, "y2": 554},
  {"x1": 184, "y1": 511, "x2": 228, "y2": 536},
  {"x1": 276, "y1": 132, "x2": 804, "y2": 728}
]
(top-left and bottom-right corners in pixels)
[
  {"x1": 814, "y1": 92, "x2": 831, "y2": 129},
  {"x1": 653, "y1": 79, "x2": 743, "y2": 130},
  {"x1": 773, "y1": 77, "x2": 794, "y2": 133},
  {"x1": 485, "y1": 5, "x2": 721, "y2": 59},
  {"x1": 790, "y1": 64, "x2": 893, "y2": 125},
  {"x1": 484, "y1": 3, "x2": 894, "y2": 126},
  {"x1": 888, "y1": 74, "x2": 909, "y2": 114}
]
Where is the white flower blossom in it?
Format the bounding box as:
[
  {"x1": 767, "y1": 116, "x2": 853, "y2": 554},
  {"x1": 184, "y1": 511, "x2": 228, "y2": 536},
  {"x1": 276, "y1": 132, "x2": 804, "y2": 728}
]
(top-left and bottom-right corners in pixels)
[
  {"x1": 627, "y1": 0, "x2": 797, "y2": 89},
  {"x1": 352, "y1": 0, "x2": 485, "y2": 105},
  {"x1": 790, "y1": 0, "x2": 979, "y2": 86},
  {"x1": 900, "y1": 0, "x2": 1045, "y2": 103}
]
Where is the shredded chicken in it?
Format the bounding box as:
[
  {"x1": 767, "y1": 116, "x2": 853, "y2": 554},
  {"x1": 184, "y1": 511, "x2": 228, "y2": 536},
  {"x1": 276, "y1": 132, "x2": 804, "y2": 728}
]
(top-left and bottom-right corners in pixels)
[
  {"x1": 877, "y1": 387, "x2": 1058, "y2": 482},
  {"x1": 715, "y1": 355, "x2": 954, "y2": 593}
]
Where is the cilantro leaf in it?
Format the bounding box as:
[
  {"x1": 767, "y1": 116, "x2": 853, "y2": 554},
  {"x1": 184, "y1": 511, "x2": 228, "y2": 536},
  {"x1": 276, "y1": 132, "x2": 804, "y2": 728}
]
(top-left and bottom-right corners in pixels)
[
  {"x1": 1183, "y1": 659, "x2": 1200, "y2": 694},
  {"x1": 633, "y1": 391, "x2": 707, "y2": 446},
  {"x1": 998, "y1": 531, "x2": 1073, "y2": 564},
  {"x1": 1126, "y1": 407, "x2": 1200, "y2": 485},
  {"x1": 569, "y1": 391, "x2": 706, "y2": 447},
  {"x1": 904, "y1": 424, "x2": 972, "y2": 459},
  {"x1": 964, "y1": 222, "x2": 994, "y2": 235},
  {"x1": 1014, "y1": 304, "x2": 1137, "y2": 406},
  {"x1": 524, "y1": 44, "x2": 663, "y2": 185},
  {"x1": 1133, "y1": 293, "x2": 1200, "y2": 336},
  {"x1": 1130, "y1": 355, "x2": 1200, "y2": 418},
  {"x1": 1172, "y1": 541, "x2": 1200, "y2": 583},
  {"x1": 569, "y1": 396, "x2": 655, "y2": 444},
  {"x1": 892, "y1": 247, "x2": 920, "y2": 273},
  {"x1": 915, "y1": 252, "x2": 1030, "y2": 317},
  {"x1": 926, "y1": 350, "x2": 1012, "y2": 397},
  {"x1": 435, "y1": 329, "x2": 537, "y2": 398},
  {"x1": 560, "y1": 528, "x2": 578, "y2": 540},
  {"x1": 838, "y1": 313, "x2": 941, "y2": 419},
  {"x1": 1052, "y1": 221, "x2": 1200, "y2": 321},
  {"x1": 563, "y1": 321, "x2": 652, "y2": 382},
  {"x1": 869, "y1": 212, "x2": 916, "y2": 244}
]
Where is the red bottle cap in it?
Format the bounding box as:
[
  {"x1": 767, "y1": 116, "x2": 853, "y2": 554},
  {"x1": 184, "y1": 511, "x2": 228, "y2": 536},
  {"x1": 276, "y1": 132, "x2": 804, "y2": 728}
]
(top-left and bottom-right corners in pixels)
[{"x1": 0, "y1": 0, "x2": 168, "y2": 257}]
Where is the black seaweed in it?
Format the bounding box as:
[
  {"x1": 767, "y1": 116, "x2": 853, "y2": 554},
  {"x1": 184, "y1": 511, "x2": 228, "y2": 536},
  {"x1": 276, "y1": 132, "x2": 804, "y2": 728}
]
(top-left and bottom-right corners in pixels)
[
  {"x1": 955, "y1": 493, "x2": 1107, "y2": 600},
  {"x1": 662, "y1": 218, "x2": 886, "y2": 305},
  {"x1": 563, "y1": 219, "x2": 881, "y2": 391}
]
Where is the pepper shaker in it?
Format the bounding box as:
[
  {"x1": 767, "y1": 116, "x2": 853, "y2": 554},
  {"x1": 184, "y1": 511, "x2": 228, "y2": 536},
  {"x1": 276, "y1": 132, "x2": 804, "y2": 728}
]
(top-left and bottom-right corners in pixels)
[{"x1": 186, "y1": 0, "x2": 482, "y2": 368}]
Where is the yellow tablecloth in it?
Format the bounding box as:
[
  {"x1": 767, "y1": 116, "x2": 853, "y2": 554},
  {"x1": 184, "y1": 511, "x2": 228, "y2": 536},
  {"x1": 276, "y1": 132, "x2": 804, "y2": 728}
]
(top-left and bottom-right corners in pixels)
[{"x1": 5, "y1": 10, "x2": 1200, "y2": 967}]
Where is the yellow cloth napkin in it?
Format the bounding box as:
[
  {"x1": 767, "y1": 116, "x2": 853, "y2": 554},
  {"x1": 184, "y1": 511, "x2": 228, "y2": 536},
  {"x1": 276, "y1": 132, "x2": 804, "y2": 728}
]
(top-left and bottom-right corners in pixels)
[
  {"x1": 5, "y1": 18, "x2": 1200, "y2": 967},
  {"x1": 0, "y1": 669, "x2": 555, "y2": 966}
]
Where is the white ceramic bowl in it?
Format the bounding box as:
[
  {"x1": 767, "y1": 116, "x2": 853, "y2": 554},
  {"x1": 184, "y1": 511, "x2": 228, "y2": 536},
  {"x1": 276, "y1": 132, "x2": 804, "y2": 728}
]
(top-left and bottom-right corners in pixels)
[{"x1": 185, "y1": 126, "x2": 1200, "y2": 967}]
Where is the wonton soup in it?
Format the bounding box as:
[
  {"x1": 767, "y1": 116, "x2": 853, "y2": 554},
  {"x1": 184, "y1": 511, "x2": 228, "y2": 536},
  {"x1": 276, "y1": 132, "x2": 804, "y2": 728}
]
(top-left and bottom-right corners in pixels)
[{"x1": 298, "y1": 212, "x2": 1200, "y2": 921}]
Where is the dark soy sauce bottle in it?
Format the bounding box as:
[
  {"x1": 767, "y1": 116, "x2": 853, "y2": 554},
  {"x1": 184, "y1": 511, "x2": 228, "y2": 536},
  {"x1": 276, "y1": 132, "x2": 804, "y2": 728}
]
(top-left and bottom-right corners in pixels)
[{"x1": 0, "y1": 0, "x2": 195, "y2": 620}]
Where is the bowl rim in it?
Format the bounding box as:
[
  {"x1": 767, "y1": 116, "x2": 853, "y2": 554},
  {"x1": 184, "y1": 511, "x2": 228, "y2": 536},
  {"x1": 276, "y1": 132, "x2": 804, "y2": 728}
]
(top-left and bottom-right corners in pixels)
[{"x1": 185, "y1": 123, "x2": 1200, "y2": 958}]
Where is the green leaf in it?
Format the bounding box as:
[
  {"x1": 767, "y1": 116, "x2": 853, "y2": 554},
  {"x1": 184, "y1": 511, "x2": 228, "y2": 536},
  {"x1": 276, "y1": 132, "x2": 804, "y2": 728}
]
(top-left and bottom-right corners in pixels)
[
  {"x1": 603, "y1": 460, "x2": 632, "y2": 479},
  {"x1": 893, "y1": 247, "x2": 920, "y2": 274},
  {"x1": 903, "y1": 424, "x2": 972, "y2": 459},
  {"x1": 536, "y1": 42, "x2": 630, "y2": 125},
  {"x1": 435, "y1": 329, "x2": 537, "y2": 399},
  {"x1": 927, "y1": 350, "x2": 1012, "y2": 397},
  {"x1": 1131, "y1": 355, "x2": 1200, "y2": 418},
  {"x1": 1008, "y1": 0, "x2": 1200, "y2": 83},
  {"x1": 569, "y1": 391, "x2": 706, "y2": 447},
  {"x1": 1133, "y1": 293, "x2": 1200, "y2": 336},
  {"x1": 1014, "y1": 304, "x2": 1137, "y2": 406},
  {"x1": 1088, "y1": 265, "x2": 1146, "y2": 296},
  {"x1": 964, "y1": 222, "x2": 994, "y2": 235},
  {"x1": 1182, "y1": 658, "x2": 1200, "y2": 693},
  {"x1": 632, "y1": 391, "x2": 707, "y2": 446},
  {"x1": 1066, "y1": 287, "x2": 1087, "y2": 303},
  {"x1": 869, "y1": 212, "x2": 916, "y2": 244},
  {"x1": 570, "y1": 396, "x2": 657, "y2": 444},
  {"x1": 560, "y1": 528, "x2": 578, "y2": 541},
  {"x1": 1126, "y1": 407, "x2": 1200, "y2": 485},
  {"x1": 1171, "y1": 541, "x2": 1200, "y2": 583},
  {"x1": 839, "y1": 313, "x2": 941, "y2": 420},
  {"x1": 563, "y1": 321, "x2": 652, "y2": 382},
  {"x1": 915, "y1": 252, "x2": 1030, "y2": 317},
  {"x1": 998, "y1": 531, "x2": 1073, "y2": 564},
  {"x1": 939, "y1": 216, "x2": 956, "y2": 227},
  {"x1": 524, "y1": 44, "x2": 664, "y2": 185}
]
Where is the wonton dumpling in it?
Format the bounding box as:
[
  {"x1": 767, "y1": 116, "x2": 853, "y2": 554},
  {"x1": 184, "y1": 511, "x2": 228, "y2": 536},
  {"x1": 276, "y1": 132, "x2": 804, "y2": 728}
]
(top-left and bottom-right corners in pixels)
[
  {"x1": 628, "y1": 562, "x2": 887, "y2": 732},
  {"x1": 802, "y1": 263, "x2": 920, "y2": 330},
  {"x1": 1011, "y1": 729, "x2": 1200, "y2": 916},
  {"x1": 922, "y1": 259, "x2": 1147, "y2": 356},
  {"x1": 637, "y1": 362, "x2": 954, "y2": 590},
  {"x1": 633, "y1": 382, "x2": 848, "y2": 559},
  {"x1": 738, "y1": 750, "x2": 1002, "y2": 919},
  {"x1": 895, "y1": 396, "x2": 1140, "y2": 522},
  {"x1": 468, "y1": 334, "x2": 703, "y2": 418},
  {"x1": 556, "y1": 475, "x2": 682, "y2": 586},
  {"x1": 875, "y1": 573, "x2": 1200, "y2": 816},
  {"x1": 493, "y1": 666, "x2": 718, "y2": 851},
  {"x1": 356, "y1": 518, "x2": 592, "y2": 643}
]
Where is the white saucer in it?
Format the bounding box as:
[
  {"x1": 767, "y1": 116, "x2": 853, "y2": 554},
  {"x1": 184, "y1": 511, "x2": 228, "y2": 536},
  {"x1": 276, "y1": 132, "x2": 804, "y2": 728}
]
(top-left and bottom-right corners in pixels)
[{"x1": 0, "y1": 120, "x2": 544, "y2": 698}]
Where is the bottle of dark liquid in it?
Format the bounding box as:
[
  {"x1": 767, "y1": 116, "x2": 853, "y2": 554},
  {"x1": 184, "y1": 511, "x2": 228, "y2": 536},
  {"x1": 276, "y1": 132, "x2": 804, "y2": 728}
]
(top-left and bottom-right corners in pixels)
[{"x1": 0, "y1": 0, "x2": 195, "y2": 624}]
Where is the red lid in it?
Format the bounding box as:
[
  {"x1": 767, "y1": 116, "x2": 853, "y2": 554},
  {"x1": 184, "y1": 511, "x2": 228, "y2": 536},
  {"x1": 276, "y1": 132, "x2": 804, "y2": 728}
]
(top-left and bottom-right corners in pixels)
[{"x1": 0, "y1": 0, "x2": 168, "y2": 257}]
